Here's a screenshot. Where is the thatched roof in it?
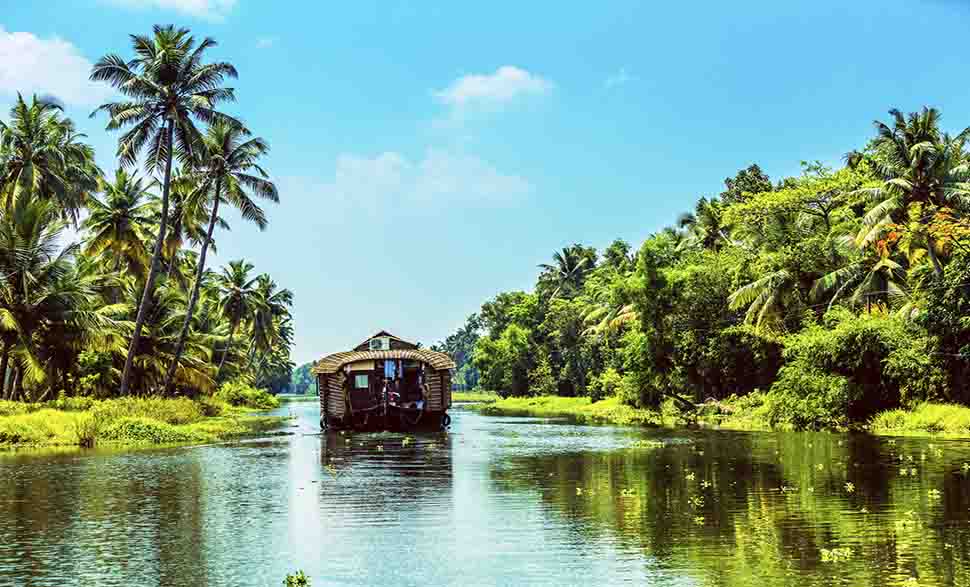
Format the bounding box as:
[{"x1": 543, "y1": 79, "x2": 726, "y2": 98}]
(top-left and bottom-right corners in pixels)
[{"x1": 312, "y1": 349, "x2": 456, "y2": 375}]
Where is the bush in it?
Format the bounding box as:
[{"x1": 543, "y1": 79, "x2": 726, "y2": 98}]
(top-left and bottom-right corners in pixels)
[
  {"x1": 100, "y1": 417, "x2": 204, "y2": 444},
  {"x1": 588, "y1": 367, "x2": 622, "y2": 402},
  {"x1": 215, "y1": 380, "x2": 280, "y2": 410},
  {"x1": 764, "y1": 309, "x2": 948, "y2": 429}
]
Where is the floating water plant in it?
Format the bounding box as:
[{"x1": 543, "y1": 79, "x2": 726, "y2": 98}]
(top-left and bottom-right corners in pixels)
[
  {"x1": 820, "y1": 547, "x2": 853, "y2": 562},
  {"x1": 686, "y1": 472, "x2": 696, "y2": 481}
]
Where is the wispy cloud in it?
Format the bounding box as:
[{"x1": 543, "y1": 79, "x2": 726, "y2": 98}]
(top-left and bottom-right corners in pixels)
[
  {"x1": 605, "y1": 67, "x2": 636, "y2": 89},
  {"x1": 0, "y1": 27, "x2": 113, "y2": 106},
  {"x1": 255, "y1": 36, "x2": 276, "y2": 49},
  {"x1": 434, "y1": 66, "x2": 553, "y2": 110},
  {"x1": 106, "y1": 0, "x2": 237, "y2": 20},
  {"x1": 303, "y1": 149, "x2": 532, "y2": 212}
]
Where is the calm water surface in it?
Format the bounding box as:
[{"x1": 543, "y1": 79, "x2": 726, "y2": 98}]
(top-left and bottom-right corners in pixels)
[{"x1": 2, "y1": 403, "x2": 970, "y2": 586}]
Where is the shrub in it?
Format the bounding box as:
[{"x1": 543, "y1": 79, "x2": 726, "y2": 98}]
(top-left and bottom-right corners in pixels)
[
  {"x1": 588, "y1": 367, "x2": 622, "y2": 402},
  {"x1": 100, "y1": 417, "x2": 204, "y2": 444},
  {"x1": 765, "y1": 309, "x2": 948, "y2": 429},
  {"x1": 215, "y1": 380, "x2": 280, "y2": 410}
]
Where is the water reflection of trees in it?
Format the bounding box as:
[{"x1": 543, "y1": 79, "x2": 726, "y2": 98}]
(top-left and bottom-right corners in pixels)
[{"x1": 489, "y1": 431, "x2": 970, "y2": 586}]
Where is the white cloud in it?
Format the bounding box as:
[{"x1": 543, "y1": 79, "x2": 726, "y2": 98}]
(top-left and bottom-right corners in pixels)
[
  {"x1": 434, "y1": 66, "x2": 553, "y2": 109},
  {"x1": 313, "y1": 149, "x2": 531, "y2": 209},
  {"x1": 108, "y1": 0, "x2": 237, "y2": 20},
  {"x1": 605, "y1": 67, "x2": 636, "y2": 89},
  {"x1": 0, "y1": 27, "x2": 113, "y2": 106},
  {"x1": 255, "y1": 37, "x2": 276, "y2": 49}
]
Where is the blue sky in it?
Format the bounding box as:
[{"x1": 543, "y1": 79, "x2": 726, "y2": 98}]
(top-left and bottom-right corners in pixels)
[{"x1": 3, "y1": 0, "x2": 970, "y2": 364}]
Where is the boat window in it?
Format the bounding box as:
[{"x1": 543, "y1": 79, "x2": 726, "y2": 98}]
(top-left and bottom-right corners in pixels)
[{"x1": 354, "y1": 374, "x2": 368, "y2": 389}]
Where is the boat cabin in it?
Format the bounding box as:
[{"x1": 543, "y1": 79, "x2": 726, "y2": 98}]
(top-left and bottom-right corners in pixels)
[{"x1": 313, "y1": 331, "x2": 455, "y2": 431}]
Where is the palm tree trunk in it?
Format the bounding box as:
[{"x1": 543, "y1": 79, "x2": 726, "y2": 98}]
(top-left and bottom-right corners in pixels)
[
  {"x1": 927, "y1": 237, "x2": 944, "y2": 278},
  {"x1": 120, "y1": 119, "x2": 175, "y2": 397},
  {"x1": 0, "y1": 339, "x2": 11, "y2": 399},
  {"x1": 163, "y1": 179, "x2": 222, "y2": 395},
  {"x1": 216, "y1": 319, "x2": 238, "y2": 381}
]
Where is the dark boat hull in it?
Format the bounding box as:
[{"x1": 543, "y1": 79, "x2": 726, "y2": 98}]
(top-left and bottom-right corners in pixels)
[{"x1": 322, "y1": 407, "x2": 450, "y2": 432}]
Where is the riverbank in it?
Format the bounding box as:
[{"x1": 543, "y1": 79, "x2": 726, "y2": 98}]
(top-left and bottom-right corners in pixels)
[
  {"x1": 0, "y1": 393, "x2": 287, "y2": 450},
  {"x1": 469, "y1": 394, "x2": 970, "y2": 438},
  {"x1": 452, "y1": 391, "x2": 500, "y2": 403},
  {"x1": 470, "y1": 396, "x2": 665, "y2": 427}
]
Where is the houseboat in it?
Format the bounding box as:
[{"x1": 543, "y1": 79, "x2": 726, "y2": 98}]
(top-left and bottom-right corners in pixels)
[{"x1": 313, "y1": 331, "x2": 456, "y2": 432}]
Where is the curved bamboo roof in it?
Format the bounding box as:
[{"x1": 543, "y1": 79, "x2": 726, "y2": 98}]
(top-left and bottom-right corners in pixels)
[{"x1": 312, "y1": 349, "x2": 456, "y2": 375}]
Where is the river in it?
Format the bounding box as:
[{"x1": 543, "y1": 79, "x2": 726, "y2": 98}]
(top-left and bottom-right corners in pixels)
[{"x1": 1, "y1": 402, "x2": 969, "y2": 586}]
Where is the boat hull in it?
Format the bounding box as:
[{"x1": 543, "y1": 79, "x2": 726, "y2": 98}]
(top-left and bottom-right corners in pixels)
[{"x1": 322, "y1": 407, "x2": 450, "y2": 432}]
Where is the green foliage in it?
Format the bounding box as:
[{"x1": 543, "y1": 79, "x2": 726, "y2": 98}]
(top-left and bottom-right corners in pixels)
[
  {"x1": 433, "y1": 106, "x2": 970, "y2": 432},
  {"x1": 215, "y1": 380, "x2": 281, "y2": 410},
  {"x1": 588, "y1": 367, "x2": 622, "y2": 402},
  {"x1": 766, "y1": 310, "x2": 947, "y2": 429},
  {"x1": 0, "y1": 396, "x2": 283, "y2": 448},
  {"x1": 869, "y1": 402, "x2": 970, "y2": 436},
  {"x1": 100, "y1": 417, "x2": 204, "y2": 444},
  {"x1": 289, "y1": 362, "x2": 317, "y2": 395},
  {"x1": 283, "y1": 571, "x2": 310, "y2": 586},
  {"x1": 473, "y1": 323, "x2": 533, "y2": 397}
]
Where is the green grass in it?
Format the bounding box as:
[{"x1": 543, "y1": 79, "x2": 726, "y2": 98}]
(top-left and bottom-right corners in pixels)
[
  {"x1": 0, "y1": 396, "x2": 287, "y2": 450},
  {"x1": 453, "y1": 391, "x2": 500, "y2": 403},
  {"x1": 869, "y1": 403, "x2": 970, "y2": 437},
  {"x1": 277, "y1": 394, "x2": 320, "y2": 402},
  {"x1": 471, "y1": 395, "x2": 664, "y2": 427}
]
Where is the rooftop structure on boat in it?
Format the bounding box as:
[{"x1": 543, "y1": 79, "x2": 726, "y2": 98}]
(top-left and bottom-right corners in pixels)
[{"x1": 313, "y1": 331, "x2": 456, "y2": 431}]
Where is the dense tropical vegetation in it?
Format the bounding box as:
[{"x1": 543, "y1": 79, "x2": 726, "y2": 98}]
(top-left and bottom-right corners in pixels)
[
  {"x1": 443, "y1": 107, "x2": 970, "y2": 431},
  {"x1": 0, "y1": 26, "x2": 293, "y2": 406}
]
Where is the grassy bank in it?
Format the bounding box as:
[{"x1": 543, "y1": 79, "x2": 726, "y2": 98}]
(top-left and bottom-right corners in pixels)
[
  {"x1": 471, "y1": 394, "x2": 970, "y2": 439},
  {"x1": 277, "y1": 394, "x2": 320, "y2": 402},
  {"x1": 452, "y1": 391, "x2": 500, "y2": 403},
  {"x1": 869, "y1": 403, "x2": 970, "y2": 437},
  {"x1": 471, "y1": 396, "x2": 665, "y2": 427},
  {"x1": 0, "y1": 392, "x2": 286, "y2": 450}
]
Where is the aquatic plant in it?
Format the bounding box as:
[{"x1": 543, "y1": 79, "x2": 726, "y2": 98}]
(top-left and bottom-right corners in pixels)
[
  {"x1": 284, "y1": 571, "x2": 310, "y2": 586},
  {"x1": 820, "y1": 547, "x2": 853, "y2": 562}
]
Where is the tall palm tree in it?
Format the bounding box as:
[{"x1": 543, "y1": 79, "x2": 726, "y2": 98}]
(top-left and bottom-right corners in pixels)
[
  {"x1": 811, "y1": 237, "x2": 908, "y2": 312},
  {"x1": 163, "y1": 121, "x2": 277, "y2": 394},
  {"x1": 728, "y1": 269, "x2": 801, "y2": 330},
  {"x1": 248, "y1": 274, "x2": 293, "y2": 368},
  {"x1": 0, "y1": 94, "x2": 100, "y2": 223},
  {"x1": 678, "y1": 196, "x2": 730, "y2": 251},
  {"x1": 215, "y1": 259, "x2": 258, "y2": 378},
  {"x1": 0, "y1": 197, "x2": 122, "y2": 400},
  {"x1": 91, "y1": 25, "x2": 239, "y2": 395},
  {"x1": 82, "y1": 169, "x2": 154, "y2": 278},
  {"x1": 538, "y1": 245, "x2": 594, "y2": 298},
  {"x1": 856, "y1": 108, "x2": 970, "y2": 273}
]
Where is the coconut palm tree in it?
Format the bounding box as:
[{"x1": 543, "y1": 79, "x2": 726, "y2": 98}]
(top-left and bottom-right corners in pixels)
[
  {"x1": 0, "y1": 94, "x2": 100, "y2": 223},
  {"x1": 538, "y1": 245, "x2": 595, "y2": 298},
  {"x1": 248, "y1": 274, "x2": 293, "y2": 368},
  {"x1": 0, "y1": 197, "x2": 123, "y2": 400},
  {"x1": 811, "y1": 237, "x2": 909, "y2": 313},
  {"x1": 215, "y1": 259, "x2": 258, "y2": 378},
  {"x1": 82, "y1": 169, "x2": 154, "y2": 278},
  {"x1": 856, "y1": 108, "x2": 970, "y2": 274},
  {"x1": 91, "y1": 25, "x2": 239, "y2": 395},
  {"x1": 163, "y1": 121, "x2": 277, "y2": 394},
  {"x1": 678, "y1": 196, "x2": 731, "y2": 251}
]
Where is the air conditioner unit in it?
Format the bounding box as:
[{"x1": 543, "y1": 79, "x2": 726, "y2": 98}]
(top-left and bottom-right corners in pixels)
[{"x1": 369, "y1": 337, "x2": 390, "y2": 351}]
